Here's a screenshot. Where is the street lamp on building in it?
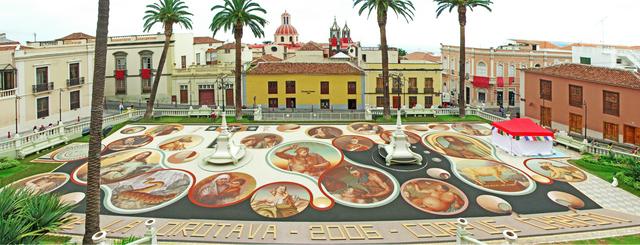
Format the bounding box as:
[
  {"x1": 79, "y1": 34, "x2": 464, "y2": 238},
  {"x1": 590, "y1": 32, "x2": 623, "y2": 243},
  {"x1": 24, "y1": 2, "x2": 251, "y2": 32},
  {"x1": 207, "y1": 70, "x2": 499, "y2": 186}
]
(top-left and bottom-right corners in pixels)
[
  {"x1": 213, "y1": 74, "x2": 232, "y2": 111},
  {"x1": 59, "y1": 88, "x2": 64, "y2": 123},
  {"x1": 14, "y1": 95, "x2": 21, "y2": 134}
]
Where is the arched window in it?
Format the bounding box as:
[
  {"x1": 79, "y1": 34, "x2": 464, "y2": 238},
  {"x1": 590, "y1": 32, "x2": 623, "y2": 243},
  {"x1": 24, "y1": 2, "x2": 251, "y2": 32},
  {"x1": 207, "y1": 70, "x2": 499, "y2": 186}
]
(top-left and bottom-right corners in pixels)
[
  {"x1": 443, "y1": 57, "x2": 449, "y2": 70},
  {"x1": 534, "y1": 64, "x2": 541, "y2": 68},
  {"x1": 496, "y1": 64, "x2": 504, "y2": 78},
  {"x1": 139, "y1": 50, "x2": 153, "y2": 69},
  {"x1": 289, "y1": 36, "x2": 293, "y2": 42},
  {"x1": 271, "y1": 46, "x2": 278, "y2": 52},
  {"x1": 477, "y1": 61, "x2": 487, "y2": 76},
  {"x1": 113, "y1": 51, "x2": 127, "y2": 70},
  {"x1": 280, "y1": 36, "x2": 284, "y2": 42}
]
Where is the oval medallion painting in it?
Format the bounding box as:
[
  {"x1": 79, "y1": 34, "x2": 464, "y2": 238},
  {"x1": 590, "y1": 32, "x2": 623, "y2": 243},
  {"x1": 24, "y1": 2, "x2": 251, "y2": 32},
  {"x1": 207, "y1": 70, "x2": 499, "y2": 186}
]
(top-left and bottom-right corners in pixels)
[
  {"x1": 189, "y1": 172, "x2": 257, "y2": 208},
  {"x1": 423, "y1": 132, "x2": 495, "y2": 161},
  {"x1": 159, "y1": 135, "x2": 204, "y2": 151},
  {"x1": 145, "y1": 124, "x2": 184, "y2": 137},
  {"x1": 268, "y1": 141, "x2": 343, "y2": 179},
  {"x1": 241, "y1": 133, "x2": 283, "y2": 149},
  {"x1": 277, "y1": 124, "x2": 300, "y2": 132},
  {"x1": 401, "y1": 178, "x2": 468, "y2": 215},
  {"x1": 120, "y1": 126, "x2": 146, "y2": 135},
  {"x1": 51, "y1": 143, "x2": 90, "y2": 162},
  {"x1": 104, "y1": 169, "x2": 193, "y2": 214},
  {"x1": 320, "y1": 161, "x2": 398, "y2": 208},
  {"x1": 525, "y1": 159, "x2": 587, "y2": 182},
  {"x1": 380, "y1": 130, "x2": 422, "y2": 144},
  {"x1": 72, "y1": 149, "x2": 163, "y2": 185},
  {"x1": 347, "y1": 122, "x2": 384, "y2": 135},
  {"x1": 332, "y1": 135, "x2": 375, "y2": 152},
  {"x1": 306, "y1": 126, "x2": 343, "y2": 140},
  {"x1": 9, "y1": 172, "x2": 69, "y2": 194},
  {"x1": 452, "y1": 159, "x2": 535, "y2": 196},
  {"x1": 452, "y1": 123, "x2": 492, "y2": 136},
  {"x1": 106, "y1": 135, "x2": 153, "y2": 151},
  {"x1": 250, "y1": 182, "x2": 311, "y2": 219},
  {"x1": 167, "y1": 151, "x2": 199, "y2": 164}
]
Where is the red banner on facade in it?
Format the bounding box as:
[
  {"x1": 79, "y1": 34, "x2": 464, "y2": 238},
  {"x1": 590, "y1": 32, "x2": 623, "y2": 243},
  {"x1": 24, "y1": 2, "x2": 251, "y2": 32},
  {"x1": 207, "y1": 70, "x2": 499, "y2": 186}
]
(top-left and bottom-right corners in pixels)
[
  {"x1": 330, "y1": 38, "x2": 338, "y2": 47},
  {"x1": 115, "y1": 70, "x2": 125, "y2": 80},
  {"x1": 141, "y1": 69, "x2": 151, "y2": 79},
  {"x1": 497, "y1": 77, "x2": 505, "y2": 87},
  {"x1": 473, "y1": 76, "x2": 490, "y2": 88},
  {"x1": 509, "y1": 77, "x2": 515, "y2": 85}
]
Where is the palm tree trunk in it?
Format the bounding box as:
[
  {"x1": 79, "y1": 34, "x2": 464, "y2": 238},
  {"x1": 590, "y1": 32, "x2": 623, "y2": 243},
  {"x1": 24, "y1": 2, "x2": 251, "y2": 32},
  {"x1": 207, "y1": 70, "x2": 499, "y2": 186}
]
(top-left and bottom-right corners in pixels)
[
  {"x1": 378, "y1": 10, "x2": 391, "y2": 120},
  {"x1": 83, "y1": 0, "x2": 109, "y2": 243},
  {"x1": 234, "y1": 24, "x2": 243, "y2": 119},
  {"x1": 144, "y1": 25, "x2": 172, "y2": 119},
  {"x1": 458, "y1": 6, "x2": 467, "y2": 118}
]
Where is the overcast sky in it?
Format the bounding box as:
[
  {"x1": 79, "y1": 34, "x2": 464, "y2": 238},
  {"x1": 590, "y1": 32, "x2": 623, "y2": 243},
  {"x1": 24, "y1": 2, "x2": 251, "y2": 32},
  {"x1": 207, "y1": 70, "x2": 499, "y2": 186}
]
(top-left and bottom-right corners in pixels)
[{"x1": 1, "y1": 0, "x2": 638, "y2": 53}]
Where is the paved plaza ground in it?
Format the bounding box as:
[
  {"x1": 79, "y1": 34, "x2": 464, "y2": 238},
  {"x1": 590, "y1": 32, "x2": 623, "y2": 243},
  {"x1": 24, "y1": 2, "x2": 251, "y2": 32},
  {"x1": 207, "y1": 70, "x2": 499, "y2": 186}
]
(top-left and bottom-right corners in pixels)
[{"x1": 7, "y1": 122, "x2": 640, "y2": 244}]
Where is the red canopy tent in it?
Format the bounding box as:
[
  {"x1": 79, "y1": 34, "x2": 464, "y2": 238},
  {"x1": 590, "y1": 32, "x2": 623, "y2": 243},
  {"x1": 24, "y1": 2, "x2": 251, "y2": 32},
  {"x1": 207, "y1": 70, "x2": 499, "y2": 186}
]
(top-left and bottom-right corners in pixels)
[{"x1": 491, "y1": 118, "x2": 555, "y2": 156}]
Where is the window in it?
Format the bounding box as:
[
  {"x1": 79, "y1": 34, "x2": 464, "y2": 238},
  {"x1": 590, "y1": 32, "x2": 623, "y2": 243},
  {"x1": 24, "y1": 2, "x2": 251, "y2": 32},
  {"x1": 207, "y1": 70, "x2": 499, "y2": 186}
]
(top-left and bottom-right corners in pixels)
[
  {"x1": 268, "y1": 81, "x2": 277, "y2": 94},
  {"x1": 569, "y1": 113, "x2": 582, "y2": 134},
  {"x1": 508, "y1": 65, "x2": 516, "y2": 77},
  {"x1": 496, "y1": 90, "x2": 504, "y2": 106},
  {"x1": 280, "y1": 37, "x2": 285, "y2": 43},
  {"x1": 443, "y1": 58, "x2": 449, "y2": 71},
  {"x1": 142, "y1": 79, "x2": 152, "y2": 93},
  {"x1": 181, "y1": 56, "x2": 186, "y2": 69},
  {"x1": 271, "y1": 46, "x2": 278, "y2": 52},
  {"x1": 579, "y1": 57, "x2": 591, "y2": 65},
  {"x1": 0, "y1": 70, "x2": 16, "y2": 90},
  {"x1": 496, "y1": 64, "x2": 504, "y2": 78},
  {"x1": 408, "y1": 78, "x2": 417, "y2": 88},
  {"x1": 347, "y1": 82, "x2": 356, "y2": 94},
  {"x1": 376, "y1": 96, "x2": 385, "y2": 107},
  {"x1": 320, "y1": 81, "x2": 329, "y2": 94},
  {"x1": 285, "y1": 81, "x2": 296, "y2": 94},
  {"x1": 320, "y1": 99, "x2": 330, "y2": 109},
  {"x1": 36, "y1": 67, "x2": 48, "y2": 84},
  {"x1": 424, "y1": 78, "x2": 434, "y2": 93},
  {"x1": 603, "y1": 122, "x2": 619, "y2": 142},
  {"x1": 616, "y1": 58, "x2": 623, "y2": 65},
  {"x1": 508, "y1": 90, "x2": 516, "y2": 106},
  {"x1": 115, "y1": 53, "x2": 127, "y2": 70},
  {"x1": 362, "y1": 54, "x2": 367, "y2": 62},
  {"x1": 409, "y1": 96, "x2": 417, "y2": 108},
  {"x1": 534, "y1": 64, "x2": 541, "y2": 68},
  {"x1": 477, "y1": 62, "x2": 487, "y2": 76},
  {"x1": 569, "y1": 85, "x2": 583, "y2": 108},
  {"x1": 376, "y1": 77, "x2": 384, "y2": 92},
  {"x1": 478, "y1": 90, "x2": 486, "y2": 103},
  {"x1": 225, "y1": 49, "x2": 230, "y2": 54},
  {"x1": 196, "y1": 53, "x2": 201, "y2": 65},
  {"x1": 540, "y1": 106, "x2": 552, "y2": 127},
  {"x1": 289, "y1": 36, "x2": 293, "y2": 42},
  {"x1": 141, "y1": 52, "x2": 153, "y2": 69},
  {"x1": 540, "y1": 79, "x2": 552, "y2": 100},
  {"x1": 424, "y1": 96, "x2": 433, "y2": 108},
  {"x1": 268, "y1": 98, "x2": 278, "y2": 108},
  {"x1": 37, "y1": 97, "x2": 49, "y2": 118},
  {"x1": 70, "y1": 90, "x2": 80, "y2": 110},
  {"x1": 465, "y1": 61, "x2": 470, "y2": 77},
  {"x1": 69, "y1": 63, "x2": 80, "y2": 80},
  {"x1": 286, "y1": 98, "x2": 296, "y2": 108},
  {"x1": 603, "y1": 91, "x2": 619, "y2": 116}
]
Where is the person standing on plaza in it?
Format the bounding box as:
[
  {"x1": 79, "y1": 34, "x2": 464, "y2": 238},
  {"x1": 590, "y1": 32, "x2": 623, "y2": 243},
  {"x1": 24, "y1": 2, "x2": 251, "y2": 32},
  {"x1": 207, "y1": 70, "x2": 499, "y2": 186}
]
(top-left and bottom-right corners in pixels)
[{"x1": 118, "y1": 102, "x2": 124, "y2": 113}]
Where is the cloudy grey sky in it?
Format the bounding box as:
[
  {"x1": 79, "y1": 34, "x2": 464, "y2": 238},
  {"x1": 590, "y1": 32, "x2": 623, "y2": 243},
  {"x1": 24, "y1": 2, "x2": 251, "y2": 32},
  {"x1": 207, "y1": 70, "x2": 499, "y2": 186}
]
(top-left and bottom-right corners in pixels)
[{"x1": 1, "y1": 0, "x2": 638, "y2": 53}]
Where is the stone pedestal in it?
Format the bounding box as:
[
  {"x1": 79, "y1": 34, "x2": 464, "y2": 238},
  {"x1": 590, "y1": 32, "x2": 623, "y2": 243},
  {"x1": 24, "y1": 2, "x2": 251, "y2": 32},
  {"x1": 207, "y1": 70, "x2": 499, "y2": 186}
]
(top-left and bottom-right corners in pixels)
[
  {"x1": 205, "y1": 112, "x2": 246, "y2": 165},
  {"x1": 378, "y1": 110, "x2": 423, "y2": 166}
]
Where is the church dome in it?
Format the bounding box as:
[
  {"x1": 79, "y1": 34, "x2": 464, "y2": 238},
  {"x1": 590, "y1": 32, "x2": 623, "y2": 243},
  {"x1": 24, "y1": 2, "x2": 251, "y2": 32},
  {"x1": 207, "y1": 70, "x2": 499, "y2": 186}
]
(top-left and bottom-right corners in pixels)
[{"x1": 275, "y1": 11, "x2": 299, "y2": 36}]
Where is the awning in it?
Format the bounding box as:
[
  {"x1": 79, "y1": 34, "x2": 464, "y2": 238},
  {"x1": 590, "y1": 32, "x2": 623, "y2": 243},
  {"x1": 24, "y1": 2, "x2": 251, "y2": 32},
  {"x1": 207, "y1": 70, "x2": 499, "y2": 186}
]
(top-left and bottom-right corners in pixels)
[
  {"x1": 491, "y1": 118, "x2": 554, "y2": 138},
  {"x1": 473, "y1": 76, "x2": 490, "y2": 88}
]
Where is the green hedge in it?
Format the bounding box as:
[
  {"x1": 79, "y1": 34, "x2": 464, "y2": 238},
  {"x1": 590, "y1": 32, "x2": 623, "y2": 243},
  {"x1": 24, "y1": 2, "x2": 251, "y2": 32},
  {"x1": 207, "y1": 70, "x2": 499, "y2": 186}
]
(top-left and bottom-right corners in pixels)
[{"x1": 0, "y1": 158, "x2": 19, "y2": 171}]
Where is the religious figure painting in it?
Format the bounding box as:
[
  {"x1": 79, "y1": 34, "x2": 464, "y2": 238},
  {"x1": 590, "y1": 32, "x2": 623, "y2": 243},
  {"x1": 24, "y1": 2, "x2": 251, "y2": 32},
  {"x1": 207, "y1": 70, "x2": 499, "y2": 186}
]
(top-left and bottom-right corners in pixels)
[
  {"x1": 73, "y1": 149, "x2": 162, "y2": 184},
  {"x1": 145, "y1": 124, "x2": 184, "y2": 137},
  {"x1": 269, "y1": 142, "x2": 342, "y2": 178},
  {"x1": 189, "y1": 172, "x2": 257, "y2": 208},
  {"x1": 401, "y1": 178, "x2": 468, "y2": 215},
  {"x1": 9, "y1": 173, "x2": 69, "y2": 194},
  {"x1": 332, "y1": 135, "x2": 375, "y2": 152},
  {"x1": 241, "y1": 133, "x2": 283, "y2": 149},
  {"x1": 158, "y1": 135, "x2": 204, "y2": 151},
  {"x1": 106, "y1": 135, "x2": 153, "y2": 151},
  {"x1": 250, "y1": 182, "x2": 310, "y2": 219},
  {"x1": 306, "y1": 126, "x2": 343, "y2": 140},
  {"x1": 380, "y1": 130, "x2": 422, "y2": 144},
  {"x1": 320, "y1": 161, "x2": 396, "y2": 207},
  {"x1": 424, "y1": 132, "x2": 494, "y2": 160},
  {"x1": 347, "y1": 122, "x2": 384, "y2": 135},
  {"x1": 120, "y1": 126, "x2": 146, "y2": 135},
  {"x1": 452, "y1": 123, "x2": 492, "y2": 136},
  {"x1": 453, "y1": 159, "x2": 535, "y2": 195}
]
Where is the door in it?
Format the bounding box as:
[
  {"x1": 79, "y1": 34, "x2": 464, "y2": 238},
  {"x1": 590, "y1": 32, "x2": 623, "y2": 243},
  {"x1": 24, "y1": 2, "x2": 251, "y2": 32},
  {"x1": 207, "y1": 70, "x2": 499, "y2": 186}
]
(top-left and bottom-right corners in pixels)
[
  {"x1": 268, "y1": 98, "x2": 278, "y2": 108},
  {"x1": 392, "y1": 96, "x2": 400, "y2": 109},
  {"x1": 465, "y1": 87, "x2": 470, "y2": 104},
  {"x1": 409, "y1": 96, "x2": 417, "y2": 108},
  {"x1": 320, "y1": 99, "x2": 330, "y2": 109},
  {"x1": 569, "y1": 113, "x2": 582, "y2": 134},
  {"x1": 180, "y1": 89, "x2": 188, "y2": 104},
  {"x1": 623, "y1": 125, "x2": 640, "y2": 145},
  {"x1": 286, "y1": 98, "x2": 296, "y2": 108},
  {"x1": 348, "y1": 99, "x2": 357, "y2": 110},
  {"x1": 496, "y1": 91, "x2": 504, "y2": 106},
  {"x1": 540, "y1": 106, "x2": 552, "y2": 127},
  {"x1": 198, "y1": 89, "x2": 214, "y2": 106},
  {"x1": 603, "y1": 122, "x2": 619, "y2": 142},
  {"x1": 225, "y1": 89, "x2": 234, "y2": 106}
]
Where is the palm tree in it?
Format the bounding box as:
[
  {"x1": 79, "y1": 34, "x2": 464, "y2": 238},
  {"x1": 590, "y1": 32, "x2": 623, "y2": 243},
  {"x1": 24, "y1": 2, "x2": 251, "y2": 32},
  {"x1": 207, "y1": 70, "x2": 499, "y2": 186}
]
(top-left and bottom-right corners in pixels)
[
  {"x1": 142, "y1": 0, "x2": 193, "y2": 119},
  {"x1": 83, "y1": 0, "x2": 110, "y2": 243},
  {"x1": 353, "y1": 0, "x2": 415, "y2": 120},
  {"x1": 435, "y1": 0, "x2": 492, "y2": 117},
  {"x1": 210, "y1": 0, "x2": 267, "y2": 119}
]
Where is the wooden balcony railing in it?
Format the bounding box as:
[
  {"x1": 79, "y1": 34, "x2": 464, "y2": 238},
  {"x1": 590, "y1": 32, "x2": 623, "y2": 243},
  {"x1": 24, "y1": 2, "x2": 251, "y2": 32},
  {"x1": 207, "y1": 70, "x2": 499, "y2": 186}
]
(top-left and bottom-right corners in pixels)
[
  {"x1": 424, "y1": 88, "x2": 435, "y2": 94},
  {"x1": 408, "y1": 88, "x2": 418, "y2": 94},
  {"x1": 375, "y1": 87, "x2": 386, "y2": 93}
]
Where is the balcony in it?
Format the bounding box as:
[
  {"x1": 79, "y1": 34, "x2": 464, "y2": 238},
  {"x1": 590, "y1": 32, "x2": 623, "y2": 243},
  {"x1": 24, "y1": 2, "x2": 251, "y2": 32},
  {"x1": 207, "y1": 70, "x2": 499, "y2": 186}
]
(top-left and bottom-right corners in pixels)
[
  {"x1": 375, "y1": 87, "x2": 386, "y2": 93},
  {"x1": 32, "y1": 82, "x2": 54, "y2": 93},
  {"x1": 424, "y1": 88, "x2": 435, "y2": 94},
  {"x1": 408, "y1": 87, "x2": 418, "y2": 94},
  {"x1": 392, "y1": 88, "x2": 402, "y2": 94},
  {"x1": 66, "y1": 77, "x2": 85, "y2": 87},
  {"x1": 116, "y1": 88, "x2": 127, "y2": 95}
]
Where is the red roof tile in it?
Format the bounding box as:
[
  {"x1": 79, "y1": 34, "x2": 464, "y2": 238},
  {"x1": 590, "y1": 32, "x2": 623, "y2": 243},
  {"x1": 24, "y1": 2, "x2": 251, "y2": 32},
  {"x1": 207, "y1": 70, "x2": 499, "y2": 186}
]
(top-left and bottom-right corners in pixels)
[
  {"x1": 524, "y1": 63, "x2": 640, "y2": 90},
  {"x1": 0, "y1": 46, "x2": 17, "y2": 51},
  {"x1": 194, "y1": 36, "x2": 223, "y2": 44},
  {"x1": 248, "y1": 62, "x2": 362, "y2": 75},
  {"x1": 299, "y1": 42, "x2": 323, "y2": 51},
  {"x1": 57, "y1": 32, "x2": 95, "y2": 41},
  {"x1": 216, "y1": 43, "x2": 242, "y2": 50},
  {"x1": 404, "y1": 52, "x2": 440, "y2": 62}
]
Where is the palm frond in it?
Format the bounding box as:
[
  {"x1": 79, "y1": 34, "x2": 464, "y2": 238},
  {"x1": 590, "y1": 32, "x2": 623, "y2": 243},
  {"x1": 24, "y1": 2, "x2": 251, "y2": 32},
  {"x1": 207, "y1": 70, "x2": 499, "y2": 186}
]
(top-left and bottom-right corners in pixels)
[
  {"x1": 142, "y1": 0, "x2": 193, "y2": 32},
  {"x1": 210, "y1": 0, "x2": 267, "y2": 38}
]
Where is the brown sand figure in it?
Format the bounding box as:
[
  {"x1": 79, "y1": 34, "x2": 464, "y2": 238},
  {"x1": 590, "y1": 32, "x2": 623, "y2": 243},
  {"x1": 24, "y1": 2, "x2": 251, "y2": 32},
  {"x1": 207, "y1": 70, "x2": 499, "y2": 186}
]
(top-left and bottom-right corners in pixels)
[
  {"x1": 101, "y1": 151, "x2": 155, "y2": 183},
  {"x1": 410, "y1": 183, "x2": 465, "y2": 213},
  {"x1": 345, "y1": 167, "x2": 392, "y2": 203},
  {"x1": 108, "y1": 135, "x2": 152, "y2": 151},
  {"x1": 345, "y1": 138, "x2": 370, "y2": 152},
  {"x1": 275, "y1": 144, "x2": 331, "y2": 177},
  {"x1": 252, "y1": 185, "x2": 306, "y2": 218},
  {"x1": 160, "y1": 136, "x2": 194, "y2": 151},
  {"x1": 459, "y1": 165, "x2": 514, "y2": 185},
  {"x1": 539, "y1": 162, "x2": 586, "y2": 181},
  {"x1": 114, "y1": 178, "x2": 177, "y2": 205},
  {"x1": 242, "y1": 134, "x2": 281, "y2": 149},
  {"x1": 22, "y1": 175, "x2": 65, "y2": 194},
  {"x1": 435, "y1": 135, "x2": 492, "y2": 160},
  {"x1": 196, "y1": 174, "x2": 248, "y2": 205}
]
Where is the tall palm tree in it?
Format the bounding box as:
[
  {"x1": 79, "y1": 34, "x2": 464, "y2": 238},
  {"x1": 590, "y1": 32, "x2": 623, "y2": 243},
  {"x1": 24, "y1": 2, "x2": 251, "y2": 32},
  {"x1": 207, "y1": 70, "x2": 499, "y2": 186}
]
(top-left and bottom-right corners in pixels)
[
  {"x1": 142, "y1": 0, "x2": 193, "y2": 119},
  {"x1": 84, "y1": 0, "x2": 110, "y2": 243},
  {"x1": 210, "y1": 0, "x2": 267, "y2": 119},
  {"x1": 434, "y1": 0, "x2": 492, "y2": 117},
  {"x1": 353, "y1": 0, "x2": 415, "y2": 120}
]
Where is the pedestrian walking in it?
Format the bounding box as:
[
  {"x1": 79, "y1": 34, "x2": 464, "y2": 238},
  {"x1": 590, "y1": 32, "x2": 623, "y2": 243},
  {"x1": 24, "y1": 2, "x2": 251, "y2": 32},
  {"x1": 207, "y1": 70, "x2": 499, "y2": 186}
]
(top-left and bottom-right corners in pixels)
[{"x1": 118, "y1": 102, "x2": 124, "y2": 113}]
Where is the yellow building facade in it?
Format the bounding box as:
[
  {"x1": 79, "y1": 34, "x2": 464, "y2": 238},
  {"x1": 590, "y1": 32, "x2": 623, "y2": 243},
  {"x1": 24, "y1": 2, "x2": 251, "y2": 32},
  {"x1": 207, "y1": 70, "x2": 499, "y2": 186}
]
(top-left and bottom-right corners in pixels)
[
  {"x1": 246, "y1": 62, "x2": 364, "y2": 110},
  {"x1": 363, "y1": 62, "x2": 444, "y2": 109}
]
